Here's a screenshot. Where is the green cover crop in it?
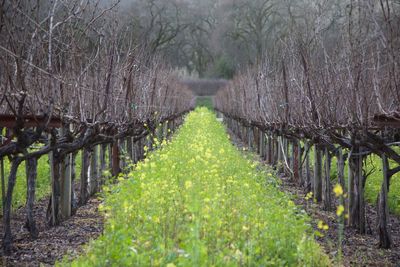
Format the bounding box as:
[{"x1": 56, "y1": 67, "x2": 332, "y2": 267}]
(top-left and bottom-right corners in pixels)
[{"x1": 65, "y1": 108, "x2": 329, "y2": 266}]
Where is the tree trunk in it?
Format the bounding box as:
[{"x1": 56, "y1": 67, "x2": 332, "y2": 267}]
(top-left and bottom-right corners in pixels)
[
  {"x1": 322, "y1": 147, "x2": 332, "y2": 211},
  {"x1": 348, "y1": 147, "x2": 365, "y2": 233},
  {"x1": 313, "y1": 145, "x2": 322, "y2": 202},
  {"x1": 3, "y1": 158, "x2": 22, "y2": 254},
  {"x1": 25, "y1": 157, "x2": 38, "y2": 238},
  {"x1": 377, "y1": 155, "x2": 392, "y2": 248}
]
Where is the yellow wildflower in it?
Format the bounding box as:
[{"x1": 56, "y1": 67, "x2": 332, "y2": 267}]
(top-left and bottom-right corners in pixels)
[
  {"x1": 305, "y1": 191, "x2": 313, "y2": 200},
  {"x1": 185, "y1": 181, "x2": 192, "y2": 189},
  {"x1": 333, "y1": 184, "x2": 343, "y2": 197},
  {"x1": 336, "y1": 205, "x2": 345, "y2": 216},
  {"x1": 317, "y1": 220, "x2": 329, "y2": 230}
]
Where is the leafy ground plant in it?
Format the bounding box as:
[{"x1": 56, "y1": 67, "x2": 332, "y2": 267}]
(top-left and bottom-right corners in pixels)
[{"x1": 63, "y1": 108, "x2": 329, "y2": 266}]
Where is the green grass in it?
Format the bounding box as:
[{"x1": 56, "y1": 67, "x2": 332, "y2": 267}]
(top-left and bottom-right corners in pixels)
[
  {"x1": 195, "y1": 96, "x2": 213, "y2": 110},
  {"x1": 1, "y1": 154, "x2": 51, "y2": 215},
  {"x1": 63, "y1": 108, "x2": 329, "y2": 266},
  {"x1": 364, "y1": 154, "x2": 400, "y2": 215},
  {"x1": 303, "y1": 146, "x2": 400, "y2": 215},
  {"x1": 0, "y1": 150, "x2": 83, "y2": 215}
]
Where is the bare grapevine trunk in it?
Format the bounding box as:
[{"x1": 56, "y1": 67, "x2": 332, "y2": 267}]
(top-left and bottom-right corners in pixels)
[
  {"x1": 348, "y1": 147, "x2": 365, "y2": 233},
  {"x1": 337, "y1": 148, "x2": 345, "y2": 192},
  {"x1": 3, "y1": 157, "x2": 22, "y2": 254},
  {"x1": 322, "y1": 147, "x2": 332, "y2": 211},
  {"x1": 313, "y1": 145, "x2": 322, "y2": 202},
  {"x1": 60, "y1": 153, "x2": 71, "y2": 220},
  {"x1": 377, "y1": 155, "x2": 392, "y2": 248},
  {"x1": 25, "y1": 157, "x2": 38, "y2": 238},
  {"x1": 47, "y1": 150, "x2": 61, "y2": 226}
]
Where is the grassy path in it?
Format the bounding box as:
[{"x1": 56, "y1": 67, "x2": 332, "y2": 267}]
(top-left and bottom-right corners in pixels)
[{"x1": 64, "y1": 108, "x2": 329, "y2": 266}]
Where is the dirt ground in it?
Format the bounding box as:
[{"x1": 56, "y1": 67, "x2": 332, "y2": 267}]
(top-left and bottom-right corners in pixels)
[{"x1": 0, "y1": 197, "x2": 103, "y2": 266}]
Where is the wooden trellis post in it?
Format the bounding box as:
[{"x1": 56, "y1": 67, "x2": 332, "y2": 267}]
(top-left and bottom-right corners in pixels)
[
  {"x1": 322, "y1": 147, "x2": 332, "y2": 210},
  {"x1": 348, "y1": 146, "x2": 366, "y2": 233},
  {"x1": 313, "y1": 145, "x2": 322, "y2": 202},
  {"x1": 71, "y1": 152, "x2": 78, "y2": 215},
  {"x1": 111, "y1": 140, "x2": 120, "y2": 176},
  {"x1": 377, "y1": 154, "x2": 392, "y2": 248},
  {"x1": 290, "y1": 140, "x2": 295, "y2": 179},
  {"x1": 60, "y1": 153, "x2": 72, "y2": 220},
  {"x1": 100, "y1": 143, "x2": 107, "y2": 179},
  {"x1": 305, "y1": 142, "x2": 312, "y2": 190},
  {"x1": 90, "y1": 145, "x2": 99, "y2": 195},
  {"x1": 25, "y1": 157, "x2": 38, "y2": 238},
  {"x1": 119, "y1": 138, "x2": 126, "y2": 170},
  {"x1": 337, "y1": 148, "x2": 345, "y2": 191},
  {"x1": 49, "y1": 148, "x2": 60, "y2": 225},
  {"x1": 80, "y1": 148, "x2": 90, "y2": 205},
  {"x1": 108, "y1": 142, "x2": 113, "y2": 171},
  {"x1": 259, "y1": 131, "x2": 265, "y2": 160}
]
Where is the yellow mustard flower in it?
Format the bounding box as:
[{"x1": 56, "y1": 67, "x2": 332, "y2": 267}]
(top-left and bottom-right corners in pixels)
[
  {"x1": 333, "y1": 184, "x2": 343, "y2": 197},
  {"x1": 336, "y1": 205, "x2": 345, "y2": 216}
]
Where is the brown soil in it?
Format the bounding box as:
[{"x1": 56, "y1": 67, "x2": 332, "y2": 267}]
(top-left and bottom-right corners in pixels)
[{"x1": 0, "y1": 196, "x2": 103, "y2": 266}]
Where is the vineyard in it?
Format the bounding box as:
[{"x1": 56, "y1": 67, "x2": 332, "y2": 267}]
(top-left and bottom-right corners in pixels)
[{"x1": 1, "y1": 0, "x2": 400, "y2": 266}]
